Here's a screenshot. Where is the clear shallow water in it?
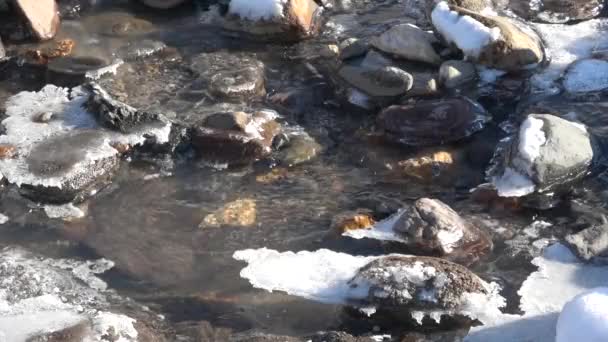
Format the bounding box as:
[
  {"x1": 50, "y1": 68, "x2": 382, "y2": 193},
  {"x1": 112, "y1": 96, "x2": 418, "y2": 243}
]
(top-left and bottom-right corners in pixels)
[{"x1": 0, "y1": 0, "x2": 608, "y2": 340}]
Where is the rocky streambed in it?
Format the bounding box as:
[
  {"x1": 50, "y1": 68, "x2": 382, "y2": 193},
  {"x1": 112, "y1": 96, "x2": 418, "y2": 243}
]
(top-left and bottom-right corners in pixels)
[{"x1": 1, "y1": 0, "x2": 608, "y2": 341}]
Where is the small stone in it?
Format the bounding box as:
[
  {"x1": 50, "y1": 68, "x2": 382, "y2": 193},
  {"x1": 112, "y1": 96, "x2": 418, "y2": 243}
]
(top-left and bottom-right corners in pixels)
[
  {"x1": 371, "y1": 23, "x2": 441, "y2": 65},
  {"x1": 0, "y1": 144, "x2": 16, "y2": 159},
  {"x1": 200, "y1": 199, "x2": 257, "y2": 228},
  {"x1": 398, "y1": 151, "x2": 454, "y2": 181},
  {"x1": 339, "y1": 38, "x2": 369, "y2": 60},
  {"x1": 14, "y1": 0, "x2": 60, "y2": 40},
  {"x1": 338, "y1": 65, "x2": 413, "y2": 97},
  {"x1": 331, "y1": 210, "x2": 376, "y2": 233},
  {"x1": 439, "y1": 60, "x2": 477, "y2": 88},
  {"x1": 278, "y1": 134, "x2": 322, "y2": 166}
]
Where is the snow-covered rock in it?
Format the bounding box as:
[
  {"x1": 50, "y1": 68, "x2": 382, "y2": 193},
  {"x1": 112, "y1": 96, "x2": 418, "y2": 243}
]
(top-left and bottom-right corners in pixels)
[
  {"x1": 556, "y1": 287, "x2": 608, "y2": 342},
  {"x1": 431, "y1": 1, "x2": 544, "y2": 71},
  {"x1": 489, "y1": 114, "x2": 593, "y2": 199},
  {"x1": 223, "y1": 0, "x2": 323, "y2": 41},
  {"x1": 234, "y1": 248, "x2": 505, "y2": 323},
  {"x1": 0, "y1": 85, "x2": 171, "y2": 203},
  {"x1": 562, "y1": 59, "x2": 608, "y2": 96}
]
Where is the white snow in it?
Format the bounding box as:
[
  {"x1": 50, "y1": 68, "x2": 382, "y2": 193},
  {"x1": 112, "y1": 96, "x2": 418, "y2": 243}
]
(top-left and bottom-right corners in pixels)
[
  {"x1": 466, "y1": 243, "x2": 608, "y2": 342},
  {"x1": 562, "y1": 59, "x2": 608, "y2": 94},
  {"x1": 0, "y1": 85, "x2": 171, "y2": 189},
  {"x1": 431, "y1": 2, "x2": 501, "y2": 59},
  {"x1": 556, "y1": 288, "x2": 608, "y2": 342},
  {"x1": 0, "y1": 214, "x2": 8, "y2": 225},
  {"x1": 44, "y1": 203, "x2": 86, "y2": 219},
  {"x1": 532, "y1": 19, "x2": 608, "y2": 92},
  {"x1": 493, "y1": 167, "x2": 536, "y2": 197},
  {"x1": 228, "y1": 0, "x2": 286, "y2": 20},
  {"x1": 91, "y1": 312, "x2": 138, "y2": 342},
  {"x1": 518, "y1": 116, "x2": 546, "y2": 164},
  {"x1": 233, "y1": 248, "x2": 376, "y2": 304},
  {"x1": 343, "y1": 209, "x2": 407, "y2": 243}
]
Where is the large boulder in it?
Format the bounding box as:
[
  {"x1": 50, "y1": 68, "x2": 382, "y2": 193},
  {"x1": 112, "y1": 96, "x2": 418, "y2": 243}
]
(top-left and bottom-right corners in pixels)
[
  {"x1": 222, "y1": 0, "x2": 323, "y2": 41},
  {"x1": 377, "y1": 97, "x2": 490, "y2": 146},
  {"x1": 489, "y1": 114, "x2": 594, "y2": 200},
  {"x1": 14, "y1": 0, "x2": 60, "y2": 40},
  {"x1": 431, "y1": 1, "x2": 544, "y2": 71}
]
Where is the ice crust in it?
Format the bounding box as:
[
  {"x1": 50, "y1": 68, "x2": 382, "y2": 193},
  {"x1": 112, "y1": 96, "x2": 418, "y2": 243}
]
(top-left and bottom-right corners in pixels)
[
  {"x1": 0, "y1": 85, "x2": 171, "y2": 190},
  {"x1": 431, "y1": 2, "x2": 501, "y2": 59},
  {"x1": 0, "y1": 247, "x2": 140, "y2": 342},
  {"x1": 466, "y1": 243, "x2": 608, "y2": 342},
  {"x1": 229, "y1": 0, "x2": 287, "y2": 20},
  {"x1": 234, "y1": 248, "x2": 505, "y2": 323}
]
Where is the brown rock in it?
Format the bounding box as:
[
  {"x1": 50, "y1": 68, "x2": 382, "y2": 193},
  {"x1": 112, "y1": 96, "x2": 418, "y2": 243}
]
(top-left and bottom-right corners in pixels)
[
  {"x1": 14, "y1": 0, "x2": 60, "y2": 41},
  {"x1": 331, "y1": 210, "x2": 376, "y2": 233},
  {"x1": 398, "y1": 151, "x2": 454, "y2": 181},
  {"x1": 200, "y1": 198, "x2": 257, "y2": 228}
]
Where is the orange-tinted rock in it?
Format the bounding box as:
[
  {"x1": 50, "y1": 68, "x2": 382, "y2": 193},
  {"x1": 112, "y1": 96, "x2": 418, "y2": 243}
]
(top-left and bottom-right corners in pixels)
[
  {"x1": 0, "y1": 144, "x2": 17, "y2": 159},
  {"x1": 331, "y1": 210, "x2": 376, "y2": 233},
  {"x1": 398, "y1": 151, "x2": 454, "y2": 180},
  {"x1": 200, "y1": 198, "x2": 257, "y2": 228},
  {"x1": 14, "y1": 0, "x2": 60, "y2": 41},
  {"x1": 256, "y1": 167, "x2": 289, "y2": 184}
]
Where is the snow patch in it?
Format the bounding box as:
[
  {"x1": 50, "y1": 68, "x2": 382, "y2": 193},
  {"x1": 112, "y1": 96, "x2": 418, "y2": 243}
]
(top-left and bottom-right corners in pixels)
[
  {"x1": 556, "y1": 287, "x2": 608, "y2": 342},
  {"x1": 532, "y1": 19, "x2": 608, "y2": 92},
  {"x1": 493, "y1": 167, "x2": 536, "y2": 197},
  {"x1": 466, "y1": 243, "x2": 608, "y2": 342},
  {"x1": 431, "y1": 2, "x2": 501, "y2": 58},
  {"x1": 518, "y1": 116, "x2": 546, "y2": 164},
  {"x1": 0, "y1": 214, "x2": 8, "y2": 225},
  {"x1": 229, "y1": 0, "x2": 287, "y2": 20},
  {"x1": 92, "y1": 312, "x2": 138, "y2": 342},
  {"x1": 563, "y1": 59, "x2": 608, "y2": 94},
  {"x1": 44, "y1": 203, "x2": 86, "y2": 219}
]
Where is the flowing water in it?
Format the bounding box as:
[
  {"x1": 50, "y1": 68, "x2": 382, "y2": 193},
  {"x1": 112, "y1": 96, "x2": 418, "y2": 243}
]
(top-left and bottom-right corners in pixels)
[{"x1": 1, "y1": 0, "x2": 608, "y2": 340}]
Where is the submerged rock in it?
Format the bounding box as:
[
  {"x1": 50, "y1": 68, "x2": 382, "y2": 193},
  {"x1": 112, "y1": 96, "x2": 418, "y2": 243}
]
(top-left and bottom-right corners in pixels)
[
  {"x1": 0, "y1": 85, "x2": 171, "y2": 203},
  {"x1": 277, "y1": 132, "x2": 322, "y2": 166},
  {"x1": 344, "y1": 198, "x2": 492, "y2": 263},
  {"x1": 223, "y1": 0, "x2": 323, "y2": 41},
  {"x1": 398, "y1": 151, "x2": 454, "y2": 181},
  {"x1": 14, "y1": 0, "x2": 60, "y2": 40},
  {"x1": 431, "y1": 2, "x2": 544, "y2": 71},
  {"x1": 338, "y1": 65, "x2": 413, "y2": 97},
  {"x1": 200, "y1": 198, "x2": 257, "y2": 228},
  {"x1": 189, "y1": 52, "x2": 266, "y2": 102},
  {"x1": 377, "y1": 97, "x2": 490, "y2": 146},
  {"x1": 190, "y1": 110, "x2": 280, "y2": 164},
  {"x1": 489, "y1": 114, "x2": 593, "y2": 200},
  {"x1": 370, "y1": 23, "x2": 441, "y2": 65},
  {"x1": 84, "y1": 12, "x2": 155, "y2": 37}
]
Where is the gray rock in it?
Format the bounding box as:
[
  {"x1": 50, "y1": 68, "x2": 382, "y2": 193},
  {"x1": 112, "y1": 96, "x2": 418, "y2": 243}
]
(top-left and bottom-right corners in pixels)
[
  {"x1": 339, "y1": 38, "x2": 369, "y2": 60},
  {"x1": 407, "y1": 71, "x2": 440, "y2": 97},
  {"x1": 348, "y1": 255, "x2": 489, "y2": 313},
  {"x1": 439, "y1": 60, "x2": 477, "y2": 88},
  {"x1": 377, "y1": 97, "x2": 490, "y2": 146},
  {"x1": 338, "y1": 65, "x2": 413, "y2": 97},
  {"x1": 371, "y1": 23, "x2": 441, "y2": 65},
  {"x1": 85, "y1": 83, "x2": 163, "y2": 133},
  {"x1": 393, "y1": 198, "x2": 492, "y2": 261},
  {"x1": 565, "y1": 218, "x2": 608, "y2": 262},
  {"x1": 190, "y1": 52, "x2": 266, "y2": 102}
]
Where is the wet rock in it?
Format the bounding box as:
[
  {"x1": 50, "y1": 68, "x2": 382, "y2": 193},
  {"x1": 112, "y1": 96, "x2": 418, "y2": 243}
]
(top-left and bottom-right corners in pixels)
[
  {"x1": 331, "y1": 210, "x2": 376, "y2": 233},
  {"x1": 496, "y1": 0, "x2": 602, "y2": 23},
  {"x1": 489, "y1": 114, "x2": 594, "y2": 200},
  {"x1": 565, "y1": 218, "x2": 608, "y2": 262},
  {"x1": 190, "y1": 110, "x2": 280, "y2": 164},
  {"x1": 85, "y1": 12, "x2": 155, "y2": 37},
  {"x1": 85, "y1": 83, "x2": 163, "y2": 133},
  {"x1": 398, "y1": 151, "x2": 454, "y2": 181},
  {"x1": 200, "y1": 198, "x2": 257, "y2": 228},
  {"x1": 256, "y1": 167, "x2": 289, "y2": 183},
  {"x1": 348, "y1": 255, "x2": 491, "y2": 316},
  {"x1": 223, "y1": 0, "x2": 323, "y2": 41},
  {"x1": 117, "y1": 39, "x2": 167, "y2": 61},
  {"x1": 439, "y1": 60, "x2": 477, "y2": 88},
  {"x1": 189, "y1": 52, "x2": 266, "y2": 102},
  {"x1": 338, "y1": 65, "x2": 413, "y2": 97},
  {"x1": 407, "y1": 71, "x2": 440, "y2": 97},
  {"x1": 377, "y1": 97, "x2": 490, "y2": 146},
  {"x1": 278, "y1": 133, "x2": 322, "y2": 166},
  {"x1": 46, "y1": 56, "x2": 115, "y2": 88},
  {"x1": 562, "y1": 59, "x2": 608, "y2": 96},
  {"x1": 0, "y1": 85, "x2": 171, "y2": 203},
  {"x1": 431, "y1": 3, "x2": 544, "y2": 71},
  {"x1": 339, "y1": 38, "x2": 369, "y2": 61},
  {"x1": 14, "y1": 0, "x2": 60, "y2": 40},
  {"x1": 138, "y1": 0, "x2": 188, "y2": 9},
  {"x1": 371, "y1": 24, "x2": 441, "y2": 65}
]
